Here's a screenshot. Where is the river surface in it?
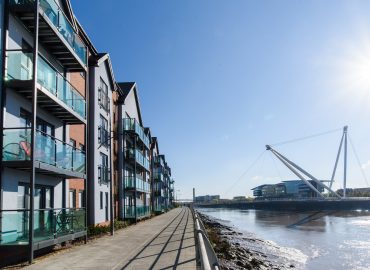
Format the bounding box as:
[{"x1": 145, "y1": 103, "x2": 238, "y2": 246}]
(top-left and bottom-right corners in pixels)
[{"x1": 197, "y1": 208, "x2": 370, "y2": 270}]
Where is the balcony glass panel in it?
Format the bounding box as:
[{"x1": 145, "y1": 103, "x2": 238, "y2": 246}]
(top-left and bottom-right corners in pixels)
[
  {"x1": 8, "y1": 0, "x2": 87, "y2": 65},
  {"x1": 38, "y1": 57, "x2": 86, "y2": 119},
  {"x1": 124, "y1": 206, "x2": 151, "y2": 219},
  {"x1": 5, "y1": 51, "x2": 86, "y2": 119},
  {"x1": 0, "y1": 208, "x2": 86, "y2": 245},
  {"x1": 125, "y1": 148, "x2": 150, "y2": 171},
  {"x1": 2, "y1": 128, "x2": 86, "y2": 174},
  {"x1": 124, "y1": 176, "x2": 150, "y2": 193},
  {"x1": 39, "y1": 0, "x2": 87, "y2": 65},
  {"x1": 123, "y1": 118, "x2": 150, "y2": 149}
]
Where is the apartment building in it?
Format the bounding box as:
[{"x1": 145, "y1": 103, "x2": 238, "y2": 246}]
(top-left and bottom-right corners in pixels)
[
  {"x1": 0, "y1": 0, "x2": 175, "y2": 266},
  {"x1": 152, "y1": 152, "x2": 166, "y2": 213},
  {"x1": 0, "y1": 0, "x2": 91, "y2": 263},
  {"x1": 87, "y1": 53, "x2": 115, "y2": 225},
  {"x1": 116, "y1": 82, "x2": 151, "y2": 222}
]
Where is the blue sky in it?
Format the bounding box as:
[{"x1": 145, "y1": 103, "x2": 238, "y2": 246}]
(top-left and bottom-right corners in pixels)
[{"x1": 73, "y1": 0, "x2": 370, "y2": 199}]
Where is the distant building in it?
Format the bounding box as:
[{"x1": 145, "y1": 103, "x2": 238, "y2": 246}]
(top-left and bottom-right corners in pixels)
[
  {"x1": 233, "y1": 196, "x2": 247, "y2": 201},
  {"x1": 252, "y1": 180, "x2": 324, "y2": 199},
  {"x1": 337, "y1": 188, "x2": 370, "y2": 197},
  {"x1": 195, "y1": 195, "x2": 220, "y2": 203}
]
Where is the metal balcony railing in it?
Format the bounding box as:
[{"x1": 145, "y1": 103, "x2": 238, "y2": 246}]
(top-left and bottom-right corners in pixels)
[
  {"x1": 98, "y1": 126, "x2": 110, "y2": 148},
  {"x1": 98, "y1": 87, "x2": 110, "y2": 113},
  {"x1": 0, "y1": 208, "x2": 86, "y2": 245},
  {"x1": 98, "y1": 165, "x2": 110, "y2": 185},
  {"x1": 2, "y1": 128, "x2": 86, "y2": 173}
]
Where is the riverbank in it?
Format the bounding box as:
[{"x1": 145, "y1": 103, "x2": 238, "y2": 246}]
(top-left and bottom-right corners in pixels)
[{"x1": 197, "y1": 212, "x2": 297, "y2": 270}]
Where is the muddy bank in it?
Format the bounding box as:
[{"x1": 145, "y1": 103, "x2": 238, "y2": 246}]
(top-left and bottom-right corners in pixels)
[{"x1": 197, "y1": 212, "x2": 297, "y2": 270}]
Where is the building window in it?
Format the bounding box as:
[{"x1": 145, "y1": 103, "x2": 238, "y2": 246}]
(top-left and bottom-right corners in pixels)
[
  {"x1": 78, "y1": 191, "x2": 85, "y2": 208},
  {"x1": 70, "y1": 139, "x2": 76, "y2": 148},
  {"x1": 98, "y1": 78, "x2": 110, "y2": 112},
  {"x1": 100, "y1": 191, "x2": 103, "y2": 209},
  {"x1": 98, "y1": 153, "x2": 110, "y2": 185},
  {"x1": 99, "y1": 115, "x2": 109, "y2": 147},
  {"x1": 18, "y1": 183, "x2": 53, "y2": 209},
  {"x1": 69, "y1": 189, "x2": 76, "y2": 208}
]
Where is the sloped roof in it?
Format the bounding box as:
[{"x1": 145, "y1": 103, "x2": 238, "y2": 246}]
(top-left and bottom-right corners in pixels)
[
  {"x1": 117, "y1": 82, "x2": 143, "y2": 125},
  {"x1": 89, "y1": 53, "x2": 116, "y2": 91}
]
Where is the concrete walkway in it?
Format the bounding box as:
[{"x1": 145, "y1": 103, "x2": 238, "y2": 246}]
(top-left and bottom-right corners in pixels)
[{"x1": 25, "y1": 207, "x2": 197, "y2": 270}]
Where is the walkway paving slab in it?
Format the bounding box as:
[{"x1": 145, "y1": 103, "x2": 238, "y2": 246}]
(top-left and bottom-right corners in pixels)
[{"x1": 24, "y1": 207, "x2": 197, "y2": 270}]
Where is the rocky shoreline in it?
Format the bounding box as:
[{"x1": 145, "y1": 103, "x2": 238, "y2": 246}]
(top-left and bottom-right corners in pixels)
[{"x1": 197, "y1": 212, "x2": 297, "y2": 270}]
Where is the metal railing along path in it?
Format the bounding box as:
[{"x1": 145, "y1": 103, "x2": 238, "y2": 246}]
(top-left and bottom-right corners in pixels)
[{"x1": 191, "y1": 206, "x2": 220, "y2": 270}]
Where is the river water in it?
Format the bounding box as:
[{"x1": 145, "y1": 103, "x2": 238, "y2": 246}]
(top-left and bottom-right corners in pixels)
[{"x1": 198, "y1": 208, "x2": 370, "y2": 270}]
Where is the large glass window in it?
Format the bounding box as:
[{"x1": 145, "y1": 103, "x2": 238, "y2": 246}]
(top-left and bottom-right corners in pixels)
[{"x1": 17, "y1": 183, "x2": 53, "y2": 209}]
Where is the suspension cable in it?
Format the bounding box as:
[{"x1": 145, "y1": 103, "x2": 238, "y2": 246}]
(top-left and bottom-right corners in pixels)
[
  {"x1": 224, "y1": 150, "x2": 266, "y2": 196},
  {"x1": 348, "y1": 135, "x2": 370, "y2": 188},
  {"x1": 271, "y1": 127, "x2": 342, "y2": 147}
]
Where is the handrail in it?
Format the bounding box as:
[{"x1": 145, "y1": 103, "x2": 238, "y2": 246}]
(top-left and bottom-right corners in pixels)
[
  {"x1": 190, "y1": 206, "x2": 220, "y2": 270},
  {"x1": 3, "y1": 127, "x2": 85, "y2": 153}
]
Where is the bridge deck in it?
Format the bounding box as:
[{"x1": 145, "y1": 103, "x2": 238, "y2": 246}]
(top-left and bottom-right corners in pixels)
[{"x1": 25, "y1": 207, "x2": 197, "y2": 270}]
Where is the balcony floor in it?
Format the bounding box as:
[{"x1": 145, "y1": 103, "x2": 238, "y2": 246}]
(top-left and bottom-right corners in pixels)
[
  {"x1": 3, "y1": 160, "x2": 86, "y2": 179},
  {"x1": 5, "y1": 80, "x2": 86, "y2": 124},
  {"x1": 9, "y1": 5, "x2": 86, "y2": 71}
]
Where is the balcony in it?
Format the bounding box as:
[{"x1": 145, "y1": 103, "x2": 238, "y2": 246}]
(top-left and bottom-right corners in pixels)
[
  {"x1": 124, "y1": 206, "x2": 151, "y2": 219},
  {"x1": 154, "y1": 205, "x2": 164, "y2": 213},
  {"x1": 98, "y1": 126, "x2": 110, "y2": 148},
  {"x1": 153, "y1": 172, "x2": 163, "y2": 182},
  {"x1": 5, "y1": 50, "x2": 86, "y2": 123},
  {"x1": 125, "y1": 148, "x2": 150, "y2": 172},
  {"x1": 98, "y1": 165, "x2": 110, "y2": 185},
  {"x1": 9, "y1": 0, "x2": 87, "y2": 70},
  {"x1": 0, "y1": 208, "x2": 86, "y2": 247},
  {"x1": 123, "y1": 118, "x2": 150, "y2": 149},
  {"x1": 153, "y1": 156, "x2": 164, "y2": 167},
  {"x1": 124, "y1": 176, "x2": 150, "y2": 193},
  {"x1": 2, "y1": 128, "x2": 86, "y2": 178}
]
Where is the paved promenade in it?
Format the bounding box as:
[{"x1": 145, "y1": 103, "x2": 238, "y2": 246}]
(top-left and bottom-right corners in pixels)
[{"x1": 25, "y1": 207, "x2": 197, "y2": 270}]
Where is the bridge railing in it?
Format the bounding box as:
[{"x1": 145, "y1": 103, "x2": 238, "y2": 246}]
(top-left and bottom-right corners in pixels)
[{"x1": 190, "y1": 206, "x2": 220, "y2": 270}]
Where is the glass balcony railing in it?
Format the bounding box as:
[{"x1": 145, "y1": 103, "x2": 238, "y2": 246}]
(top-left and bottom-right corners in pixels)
[
  {"x1": 154, "y1": 205, "x2": 165, "y2": 212},
  {"x1": 8, "y1": 0, "x2": 87, "y2": 65},
  {"x1": 123, "y1": 118, "x2": 150, "y2": 149},
  {"x1": 124, "y1": 206, "x2": 151, "y2": 219},
  {"x1": 0, "y1": 208, "x2": 86, "y2": 245},
  {"x1": 5, "y1": 50, "x2": 86, "y2": 119},
  {"x1": 153, "y1": 156, "x2": 164, "y2": 167},
  {"x1": 2, "y1": 128, "x2": 86, "y2": 174},
  {"x1": 125, "y1": 148, "x2": 150, "y2": 171},
  {"x1": 124, "y1": 176, "x2": 150, "y2": 193}
]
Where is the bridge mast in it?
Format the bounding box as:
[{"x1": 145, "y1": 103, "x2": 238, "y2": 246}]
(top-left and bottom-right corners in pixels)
[
  {"x1": 343, "y1": 126, "x2": 348, "y2": 198},
  {"x1": 266, "y1": 145, "x2": 342, "y2": 199}
]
